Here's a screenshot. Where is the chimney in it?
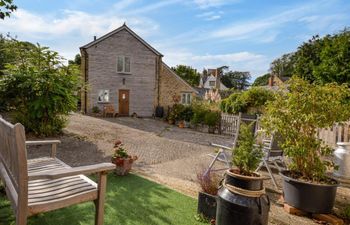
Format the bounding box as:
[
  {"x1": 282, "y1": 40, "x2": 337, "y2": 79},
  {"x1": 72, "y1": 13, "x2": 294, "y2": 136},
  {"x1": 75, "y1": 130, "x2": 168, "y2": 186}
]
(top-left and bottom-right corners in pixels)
[{"x1": 93, "y1": 36, "x2": 97, "y2": 41}]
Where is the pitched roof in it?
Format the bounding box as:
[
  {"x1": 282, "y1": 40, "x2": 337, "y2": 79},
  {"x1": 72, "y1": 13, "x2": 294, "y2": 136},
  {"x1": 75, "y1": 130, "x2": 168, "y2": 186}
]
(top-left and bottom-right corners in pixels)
[
  {"x1": 162, "y1": 62, "x2": 198, "y2": 94},
  {"x1": 80, "y1": 23, "x2": 163, "y2": 56}
]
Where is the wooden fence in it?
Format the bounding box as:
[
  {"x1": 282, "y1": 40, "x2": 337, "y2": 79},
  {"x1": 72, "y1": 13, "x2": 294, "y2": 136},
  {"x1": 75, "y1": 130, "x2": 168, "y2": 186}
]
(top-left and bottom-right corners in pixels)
[
  {"x1": 221, "y1": 113, "x2": 350, "y2": 148},
  {"x1": 318, "y1": 122, "x2": 350, "y2": 148}
]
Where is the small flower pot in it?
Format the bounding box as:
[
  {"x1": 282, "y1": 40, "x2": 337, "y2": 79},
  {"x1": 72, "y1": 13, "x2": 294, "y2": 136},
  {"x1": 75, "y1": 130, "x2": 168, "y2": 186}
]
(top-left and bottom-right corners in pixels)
[
  {"x1": 178, "y1": 121, "x2": 185, "y2": 128},
  {"x1": 112, "y1": 156, "x2": 137, "y2": 176}
]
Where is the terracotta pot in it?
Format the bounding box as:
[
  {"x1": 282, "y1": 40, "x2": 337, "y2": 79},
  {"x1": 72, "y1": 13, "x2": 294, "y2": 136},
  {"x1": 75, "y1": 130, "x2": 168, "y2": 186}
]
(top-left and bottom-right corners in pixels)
[
  {"x1": 112, "y1": 156, "x2": 136, "y2": 176},
  {"x1": 178, "y1": 121, "x2": 185, "y2": 128}
]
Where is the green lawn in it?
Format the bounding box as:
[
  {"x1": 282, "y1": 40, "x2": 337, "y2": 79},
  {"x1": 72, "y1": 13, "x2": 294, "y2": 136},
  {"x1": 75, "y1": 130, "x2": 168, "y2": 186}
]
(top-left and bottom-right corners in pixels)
[{"x1": 0, "y1": 174, "x2": 207, "y2": 225}]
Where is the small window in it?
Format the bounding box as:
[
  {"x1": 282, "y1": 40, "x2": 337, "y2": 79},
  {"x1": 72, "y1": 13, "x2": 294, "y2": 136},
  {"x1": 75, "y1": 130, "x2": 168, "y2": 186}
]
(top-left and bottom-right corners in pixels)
[
  {"x1": 116, "y1": 56, "x2": 131, "y2": 73},
  {"x1": 209, "y1": 81, "x2": 215, "y2": 86},
  {"x1": 98, "y1": 90, "x2": 109, "y2": 102},
  {"x1": 181, "y1": 93, "x2": 191, "y2": 105}
]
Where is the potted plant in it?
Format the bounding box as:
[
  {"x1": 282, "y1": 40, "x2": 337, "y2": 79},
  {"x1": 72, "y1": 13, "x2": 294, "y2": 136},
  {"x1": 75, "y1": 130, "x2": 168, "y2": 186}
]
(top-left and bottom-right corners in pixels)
[
  {"x1": 216, "y1": 122, "x2": 270, "y2": 225},
  {"x1": 261, "y1": 76, "x2": 350, "y2": 213},
  {"x1": 197, "y1": 168, "x2": 220, "y2": 221},
  {"x1": 204, "y1": 110, "x2": 220, "y2": 133},
  {"x1": 182, "y1": 105, "x2": 193, "y2": 128},
  {"x1": 111, "y1": 140, "x2": 138, "y2": 176}
]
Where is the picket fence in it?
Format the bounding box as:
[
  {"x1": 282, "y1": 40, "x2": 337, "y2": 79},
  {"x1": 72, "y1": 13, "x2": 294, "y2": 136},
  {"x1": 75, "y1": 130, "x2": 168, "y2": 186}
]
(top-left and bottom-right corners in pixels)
[{"x1": 221, "y1": 113, "x2": 350, "y2": 148}]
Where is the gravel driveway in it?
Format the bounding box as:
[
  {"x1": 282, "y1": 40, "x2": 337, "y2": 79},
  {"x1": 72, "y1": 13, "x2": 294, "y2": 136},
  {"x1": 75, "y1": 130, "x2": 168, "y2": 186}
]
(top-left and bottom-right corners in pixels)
[{"x1": 26, "y1": 113, "x2": 349, "y2": 225}]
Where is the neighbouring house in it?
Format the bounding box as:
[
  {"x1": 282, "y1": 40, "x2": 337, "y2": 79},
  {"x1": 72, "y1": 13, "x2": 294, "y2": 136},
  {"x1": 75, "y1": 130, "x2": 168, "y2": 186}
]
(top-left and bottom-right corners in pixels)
[
  {"x1": 197, "y1": 68, "x2": 227, "y2": 99},
  {"x1": 261, "y1": 74, "x2": 290, "y2": 90},
  {"x1": 80, "y1": 23, "x2": 197, "y2": 117}
]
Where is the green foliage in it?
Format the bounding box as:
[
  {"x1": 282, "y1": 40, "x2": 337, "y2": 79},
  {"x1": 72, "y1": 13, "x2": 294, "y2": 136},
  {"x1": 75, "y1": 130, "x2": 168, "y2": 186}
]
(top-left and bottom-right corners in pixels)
[
  {"x1": 220, "y1": 71, "x2": 251, "y2": 90},
  {"x1": 172, "y1": 65, "x2": 200, "y2": 87},
  {"x1": 0, "y1": 40, "x2": 79, "y2": 136},
  {"x1": 220, "y1": 87, "x2": 274, "y2": 114},
  {"x1": 232, "y1": 123, "x2": 263, "y2": 175},
  {"x1": 92, "y1": 106, "x2": 100, "y2": 113},
  {"x1": 204, "y1": 110, "x2": 220, "y2": 127},
  {"x1": 252, "y1": 73, "x2": 270, "y2": 86},
  {"x1": 168, "y1": 104, "x2": 185, "y2": 121},
  {"x1": 68, "y1": 54, "x2": 81, "y2": 66},
  {"x1": 269, "y1": 53, "x2": 295, "y2": 77},
  {"x1": 261, "y1": 76, "x2": 350, "y2": 182},
  {"x1": 341, "y1": 205, "x2": 350, "y2": 220},
  {"x1": 271, "y1": 29, "x2": 350, "y2": 85},
  {"x1": 0, "y1": 0, "x2": 17, "y2": 19}
]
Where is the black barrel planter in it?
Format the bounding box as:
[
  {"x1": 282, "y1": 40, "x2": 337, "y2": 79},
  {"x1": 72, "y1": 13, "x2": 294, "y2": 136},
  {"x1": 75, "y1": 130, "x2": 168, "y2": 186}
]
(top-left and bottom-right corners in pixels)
[
  {"x1": 280, "y1": 171, "x2": 339, "y2": 214},
  {"x1": 216, "y1": 169, "x2": 270, "y2": 225},
  {"x1": 197, "y1": 191, "x2": 217, "y2": 220}
]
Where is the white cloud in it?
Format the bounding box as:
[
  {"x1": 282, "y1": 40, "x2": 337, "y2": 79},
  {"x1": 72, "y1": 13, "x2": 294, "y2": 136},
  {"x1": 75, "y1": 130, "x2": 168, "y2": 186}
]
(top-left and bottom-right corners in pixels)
[
  {"x1": 162, "y1": 49, "x2": 269, "y2": 78},
  {"x1": 193, "y1": 0, "x2": 240, "y2": 9}
]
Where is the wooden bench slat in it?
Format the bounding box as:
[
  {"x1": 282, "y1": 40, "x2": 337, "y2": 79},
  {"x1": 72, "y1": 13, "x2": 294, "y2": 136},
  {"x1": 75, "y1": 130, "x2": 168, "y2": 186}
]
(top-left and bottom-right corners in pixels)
[{"x1": 29, "y1": 178, "x2": 81, "y2": 191}]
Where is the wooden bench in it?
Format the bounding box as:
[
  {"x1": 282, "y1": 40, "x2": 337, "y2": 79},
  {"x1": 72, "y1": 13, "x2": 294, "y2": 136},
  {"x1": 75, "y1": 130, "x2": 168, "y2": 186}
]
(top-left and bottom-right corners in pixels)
[
  {"x1": 103, "y1": 104, "x2": 116, "y2": 117},
  {"x1": 0, "y1": 116, "x2": 115, "y2": 225}
]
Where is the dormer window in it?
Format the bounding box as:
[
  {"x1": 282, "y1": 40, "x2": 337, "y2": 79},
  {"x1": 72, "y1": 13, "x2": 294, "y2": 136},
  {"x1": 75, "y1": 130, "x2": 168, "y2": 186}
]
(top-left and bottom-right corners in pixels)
[{"x1": 117, "y1": 56, "x2": 131, "y2": 73}]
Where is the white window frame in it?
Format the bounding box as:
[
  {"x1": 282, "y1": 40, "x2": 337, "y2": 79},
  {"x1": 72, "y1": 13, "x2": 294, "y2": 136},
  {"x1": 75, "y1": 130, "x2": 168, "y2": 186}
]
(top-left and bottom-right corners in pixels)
[
  {"x1": 181, "y1": 93, "x2": 192, "y2": 105},
  {"x1": 116, "y1": 56, "x2": 131, "y2": 73},
  {"x1": 97, "y1": 89, "x2": 110, "y2": 103},
  {"x1": 209, "y1": 81, "x2": 216, "y2": 87}
]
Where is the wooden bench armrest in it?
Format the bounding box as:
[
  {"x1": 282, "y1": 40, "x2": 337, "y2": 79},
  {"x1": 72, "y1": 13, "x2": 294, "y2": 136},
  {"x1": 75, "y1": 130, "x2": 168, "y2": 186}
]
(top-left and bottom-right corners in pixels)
[
  {"x1": 26, "y1": 140, "x2": 61, "y2": 158},
  {"x1": 28, "y1": 163, "x2": 115, "y2": 181},
  {"x1": 26, "y1": 140, "x2": 61, "y2": 145}
]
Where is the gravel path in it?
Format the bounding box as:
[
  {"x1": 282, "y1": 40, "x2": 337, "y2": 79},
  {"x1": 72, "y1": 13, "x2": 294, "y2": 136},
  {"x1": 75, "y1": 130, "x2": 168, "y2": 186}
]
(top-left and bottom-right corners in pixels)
[{"x1": 26, "y1": 113, "x2": 350, "y2": 225}]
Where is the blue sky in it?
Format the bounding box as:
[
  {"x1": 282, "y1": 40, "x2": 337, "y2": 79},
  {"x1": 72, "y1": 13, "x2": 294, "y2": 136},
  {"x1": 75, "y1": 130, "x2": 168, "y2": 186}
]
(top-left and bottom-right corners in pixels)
[{"x1": 1, "y1": 0, "x2": 349, "y2": 80}]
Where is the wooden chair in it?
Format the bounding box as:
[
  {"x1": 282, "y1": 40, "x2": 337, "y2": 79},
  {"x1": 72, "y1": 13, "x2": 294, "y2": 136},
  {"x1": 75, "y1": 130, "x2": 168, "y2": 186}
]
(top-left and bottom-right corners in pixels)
[
  {"x1": 206, "y1": 113, "x2": 242, "y2": 174},
  {"x1": 0, "y1": 116, "x2": 115, "y2": 225},
  {"x1": 103, "y1": 104, "x2": 116, "y2": 117}
]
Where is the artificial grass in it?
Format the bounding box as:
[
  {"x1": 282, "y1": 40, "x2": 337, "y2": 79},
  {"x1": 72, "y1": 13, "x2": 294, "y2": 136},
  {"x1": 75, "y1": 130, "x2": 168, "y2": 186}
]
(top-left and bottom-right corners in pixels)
[{"x1": 0, "y1": 174, "x2": 208, "y2": 225}]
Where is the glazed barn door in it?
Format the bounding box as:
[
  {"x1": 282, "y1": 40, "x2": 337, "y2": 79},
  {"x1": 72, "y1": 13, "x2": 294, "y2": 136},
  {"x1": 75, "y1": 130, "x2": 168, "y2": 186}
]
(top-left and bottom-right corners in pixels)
[{"x1": 118, "y1": 90, "x2": 129, "y2": 116}]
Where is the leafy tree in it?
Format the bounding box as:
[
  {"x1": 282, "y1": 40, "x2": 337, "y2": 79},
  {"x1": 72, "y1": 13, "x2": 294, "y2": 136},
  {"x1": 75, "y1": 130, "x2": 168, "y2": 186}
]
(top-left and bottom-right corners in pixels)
[
  {"x1": 269, "y1": 53, "x2": 295, "y2": 77},
  {"x1": 172, "y1": 65, "x2": 200, "y2": 87},
  {"x1": 0, "y1": 39, "x2": 80, "y2": 136},
  {"x1": 0, "y1": 0, "x2": 17, "y2": 19},
  {"x1": 252, "y1": 73, "x2": 270, "y2": 86},
  {"x1": 68, "y1": 54, "x2": 81, "y2": 66},
  {"x1": 220, "y1": 71, "x2": 251, "y2": 90},
  {"x1": 220, "y1": 87, "x2": 274, "y2": 114}
]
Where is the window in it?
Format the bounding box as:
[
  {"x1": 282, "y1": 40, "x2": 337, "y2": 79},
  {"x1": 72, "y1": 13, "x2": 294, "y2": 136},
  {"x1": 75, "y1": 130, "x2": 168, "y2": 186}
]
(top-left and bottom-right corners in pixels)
[
  {"x1": 116, "y1": 56, "x2": 131, "y2": 73},
  {"x1": 98, "y1": 90, "x2": 109, "y2": 102},
  {"x1": 181, "y1": 93, "x2": 191, "y2": 105},
  {"x1": 209, "y1": 81, "x2": 216, "y2": 87}
]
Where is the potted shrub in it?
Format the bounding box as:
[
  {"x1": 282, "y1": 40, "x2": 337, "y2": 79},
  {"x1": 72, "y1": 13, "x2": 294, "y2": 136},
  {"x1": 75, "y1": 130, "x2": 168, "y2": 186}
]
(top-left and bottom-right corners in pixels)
[
  {"x1": 261, "y1": 76, "x2": 350, "y2": 213},
  {"x1": 197, "y1": 168, "x2": 220, "y2": 221},
  {"x1": 182, "y1": 105, "x2": 193, "y2": 128},
  {"x1": 204, "y1": 110, "x2": 220, "y2": 133},
  {"x1": 111, "y1": 140, "x2": 138, "y2": 176},
  {"x1": 216, "y1": 122, "x2": 270, "y2": 225}
]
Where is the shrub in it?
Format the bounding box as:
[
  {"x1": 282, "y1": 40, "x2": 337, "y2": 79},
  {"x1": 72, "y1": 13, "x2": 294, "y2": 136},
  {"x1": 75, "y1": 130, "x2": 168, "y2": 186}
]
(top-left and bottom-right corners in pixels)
[
  {"x1": 261, "y1": 76, "x2": 350, "y2": 182},
  {"x1": 0, "y1": 41, "x2": 79, "y2": 136},
  {"x1": 232, "y1": 122, "x2": 263, "y2": 176},
  {"x1": 204, "y1": 110, "x2": 220, "y2": 127},
  {"x1": 92, "y1": 106, "x2": 100, "y2": 113},
  {"x1": 220, "y1": 87, "x2": 274, "y2": 114},
  {"x1": 181, "y1": 105, "x2": 193, "y2": 121}
]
